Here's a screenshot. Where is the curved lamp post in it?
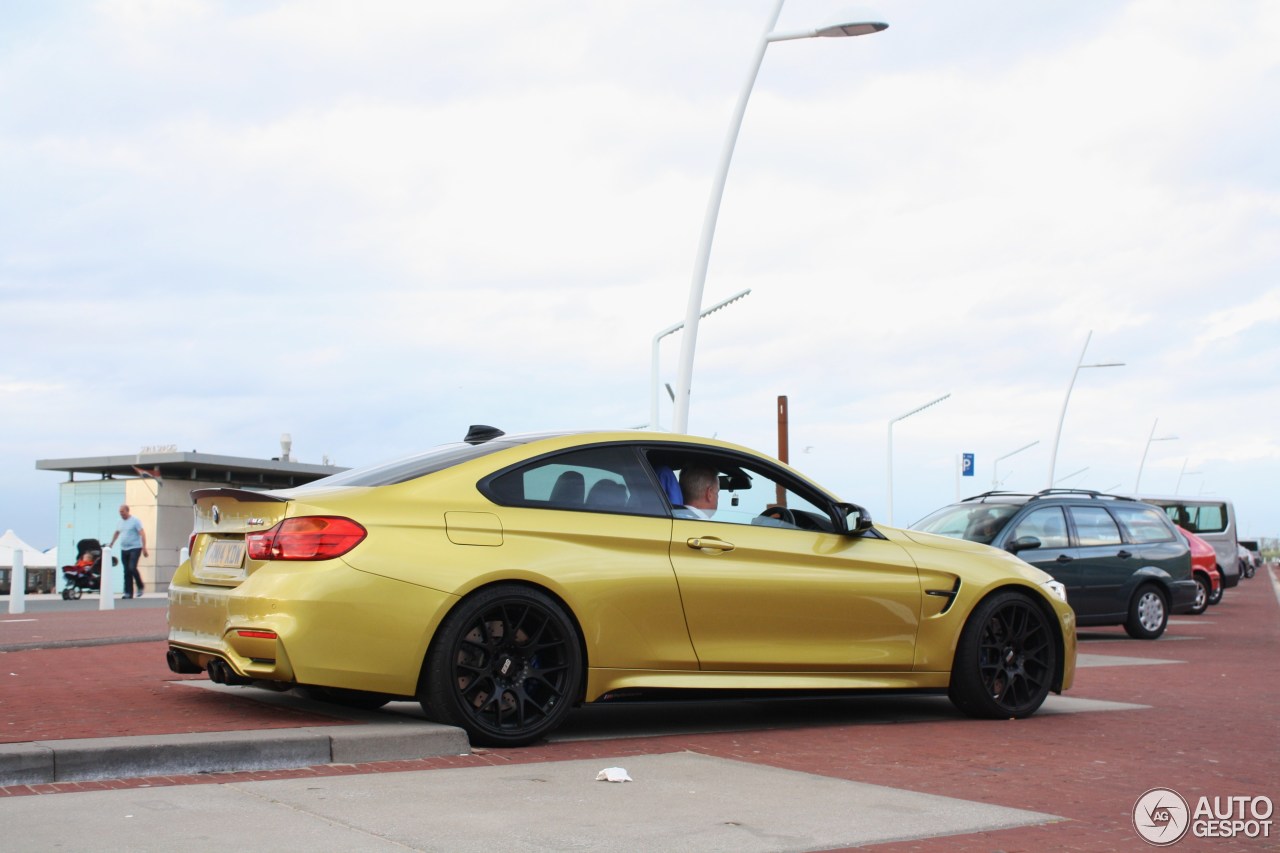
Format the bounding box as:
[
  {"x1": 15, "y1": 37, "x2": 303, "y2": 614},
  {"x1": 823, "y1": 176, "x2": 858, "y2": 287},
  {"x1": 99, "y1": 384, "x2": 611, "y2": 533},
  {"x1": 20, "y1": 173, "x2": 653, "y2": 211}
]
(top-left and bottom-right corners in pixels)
[
  {"x1": 650, "y1": 288, "x2": 751, "y2": 429},
  {"x1": 887, "y1": 393, "x2": 950, "y2": 525},
  {"x1": 1175, "y1": 458, "x2": 1202, "y2": 495},
  {"x1": 1134, "y1": 417, "x2": 1178, "y2": 493},
  {"x1": 670, "y1": 2, "x2": 887, "y2": 433},
  {"x1": 992, "y1": 440, "x2": 1040, "y2": 490},
  {"x1": 1046, "y1": 330, "x2": 1124, "y2": 488}
]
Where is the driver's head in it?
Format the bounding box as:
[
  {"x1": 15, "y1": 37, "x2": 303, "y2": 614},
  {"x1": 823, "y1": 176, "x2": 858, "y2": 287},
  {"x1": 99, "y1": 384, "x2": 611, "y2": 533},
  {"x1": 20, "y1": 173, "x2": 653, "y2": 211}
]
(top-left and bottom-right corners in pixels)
[{"x1": 679, "y1": 467, "x2": 720, "y2": 512}]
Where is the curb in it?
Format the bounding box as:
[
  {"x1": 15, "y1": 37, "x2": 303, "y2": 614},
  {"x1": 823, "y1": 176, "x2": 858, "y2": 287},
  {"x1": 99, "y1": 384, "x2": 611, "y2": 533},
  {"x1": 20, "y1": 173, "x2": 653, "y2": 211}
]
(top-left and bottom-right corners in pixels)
[
  {"x1": 0, "y1": 721, "x2": 470, "y2": 786},
  {"x1": 0, "y1": 633, "x2": 168, "y2": 653}
]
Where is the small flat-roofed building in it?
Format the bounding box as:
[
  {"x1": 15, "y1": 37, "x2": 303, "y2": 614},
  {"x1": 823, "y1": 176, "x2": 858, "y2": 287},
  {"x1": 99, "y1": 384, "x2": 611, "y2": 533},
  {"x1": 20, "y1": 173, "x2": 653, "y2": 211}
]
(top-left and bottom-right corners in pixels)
[{"x1": 37, "y1": 449, "x2": 346, "y2": 594}]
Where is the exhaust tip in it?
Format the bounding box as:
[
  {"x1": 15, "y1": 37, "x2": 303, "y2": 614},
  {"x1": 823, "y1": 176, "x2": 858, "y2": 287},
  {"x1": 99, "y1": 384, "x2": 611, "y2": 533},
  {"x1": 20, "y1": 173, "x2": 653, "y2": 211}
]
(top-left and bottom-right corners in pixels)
[
  {"x1": 205, "y1": 657, "x2": 251, "y2": 686},
  {"x1": 166, "y1": 648, "x2": 203, "y2": 674}
]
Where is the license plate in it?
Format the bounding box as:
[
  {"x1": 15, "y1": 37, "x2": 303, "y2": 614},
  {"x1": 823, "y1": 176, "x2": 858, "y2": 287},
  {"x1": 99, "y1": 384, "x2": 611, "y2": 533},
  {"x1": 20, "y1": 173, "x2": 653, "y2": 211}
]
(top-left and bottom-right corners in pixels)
[{"x1": 204, "y1": 540, "x2": 246, "y2": 569}]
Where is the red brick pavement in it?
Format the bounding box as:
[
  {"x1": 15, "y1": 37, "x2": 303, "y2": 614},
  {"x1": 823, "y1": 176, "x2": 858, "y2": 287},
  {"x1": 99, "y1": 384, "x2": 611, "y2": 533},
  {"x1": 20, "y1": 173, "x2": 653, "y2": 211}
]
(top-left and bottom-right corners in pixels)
[
  {"x1": 0, "y1": 605, "x2": 348, "y2": 744},
  {"x1": 2, "y1": 573, "x2": 1277, "y2": 853}
]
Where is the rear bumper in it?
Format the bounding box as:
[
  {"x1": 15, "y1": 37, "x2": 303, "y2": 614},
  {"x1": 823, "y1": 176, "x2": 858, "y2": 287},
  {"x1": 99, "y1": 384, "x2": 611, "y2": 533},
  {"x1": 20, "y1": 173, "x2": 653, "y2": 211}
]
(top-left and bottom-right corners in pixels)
[
  {"x1": 167, "y1": 558, "x2": 457, "y2": 696},
  {"x1": 1167, "y1": 578, "x2": 1201, "y2": 614}
]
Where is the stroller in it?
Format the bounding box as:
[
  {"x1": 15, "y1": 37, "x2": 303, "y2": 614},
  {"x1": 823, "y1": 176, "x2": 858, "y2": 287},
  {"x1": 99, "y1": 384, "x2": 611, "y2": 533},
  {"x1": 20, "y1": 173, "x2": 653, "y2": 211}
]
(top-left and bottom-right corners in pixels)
[{"x1": 60, "y1": 538, "x2": 115, "y2": 600}]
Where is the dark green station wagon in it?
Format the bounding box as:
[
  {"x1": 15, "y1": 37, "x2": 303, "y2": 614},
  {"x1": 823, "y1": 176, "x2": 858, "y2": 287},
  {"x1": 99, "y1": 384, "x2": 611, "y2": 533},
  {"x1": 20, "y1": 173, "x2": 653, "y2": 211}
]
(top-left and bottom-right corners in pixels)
[{"x1": 912, "y1": 490, "x2": 1197, "y2": 639}]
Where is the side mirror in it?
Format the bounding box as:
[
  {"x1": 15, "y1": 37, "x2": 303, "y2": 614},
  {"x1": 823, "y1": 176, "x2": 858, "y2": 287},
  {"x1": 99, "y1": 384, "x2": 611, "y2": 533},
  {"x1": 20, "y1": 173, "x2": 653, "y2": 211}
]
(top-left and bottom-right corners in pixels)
[
  {"x1": 1007, "y1": 535, "x2": 1042, "y2": 554},
  {"x1": 837, "y1": 502, "x2": 875, "y2": 537}
]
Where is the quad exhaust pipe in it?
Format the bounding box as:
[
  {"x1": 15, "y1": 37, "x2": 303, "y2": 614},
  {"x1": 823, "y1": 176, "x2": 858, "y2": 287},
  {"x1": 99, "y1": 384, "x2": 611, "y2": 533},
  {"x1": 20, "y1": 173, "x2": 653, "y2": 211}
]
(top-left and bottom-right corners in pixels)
[{"x1": 166, "y1": 649, "x2": 251, "y2": 684}]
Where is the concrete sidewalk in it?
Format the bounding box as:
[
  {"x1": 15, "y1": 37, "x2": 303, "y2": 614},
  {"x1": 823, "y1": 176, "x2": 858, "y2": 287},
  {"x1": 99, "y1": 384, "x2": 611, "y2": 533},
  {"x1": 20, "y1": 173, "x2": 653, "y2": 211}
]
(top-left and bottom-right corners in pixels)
[{"x1": 0, "y1": 752, "x2": 1062, "y2": 852}]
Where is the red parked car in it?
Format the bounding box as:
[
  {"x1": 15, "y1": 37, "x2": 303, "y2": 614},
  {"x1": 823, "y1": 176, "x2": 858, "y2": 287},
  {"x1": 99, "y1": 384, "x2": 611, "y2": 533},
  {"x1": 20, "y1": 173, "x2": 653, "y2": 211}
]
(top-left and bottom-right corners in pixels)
[{"x1": 1178, "y1": 525, "x2": 1221, "y2": 614}]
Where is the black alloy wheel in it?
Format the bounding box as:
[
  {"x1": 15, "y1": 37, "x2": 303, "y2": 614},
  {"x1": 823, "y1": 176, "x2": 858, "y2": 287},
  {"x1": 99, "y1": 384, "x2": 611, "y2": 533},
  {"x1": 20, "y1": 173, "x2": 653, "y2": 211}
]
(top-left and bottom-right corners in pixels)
[
  {"x1": 421, "y1": 585, "x2": 581, "y2": 747},
  {"x1": 949, "y1": 591, "x2": 1056, "y2": 719}
]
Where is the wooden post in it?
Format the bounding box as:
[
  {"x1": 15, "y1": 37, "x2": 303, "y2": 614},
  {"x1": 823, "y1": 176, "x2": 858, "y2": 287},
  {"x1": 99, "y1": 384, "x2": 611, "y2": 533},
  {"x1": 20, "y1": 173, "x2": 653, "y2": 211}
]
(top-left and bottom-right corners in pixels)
[{"x1": 776, "y1": 396, "x2": 789, "y2": 506}]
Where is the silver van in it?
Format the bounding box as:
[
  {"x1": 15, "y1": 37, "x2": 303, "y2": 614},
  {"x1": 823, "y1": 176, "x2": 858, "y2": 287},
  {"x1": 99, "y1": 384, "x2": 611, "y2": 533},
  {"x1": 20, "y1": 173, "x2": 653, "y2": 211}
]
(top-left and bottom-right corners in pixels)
[{"x1": 1134, "y1": 496, "x2": 1240, "y2": 590}]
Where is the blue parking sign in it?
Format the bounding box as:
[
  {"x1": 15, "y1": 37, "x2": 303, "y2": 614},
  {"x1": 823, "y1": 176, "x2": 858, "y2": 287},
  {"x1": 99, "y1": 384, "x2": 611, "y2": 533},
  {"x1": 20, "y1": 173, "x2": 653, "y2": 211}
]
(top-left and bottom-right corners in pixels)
[{"x1": 961, "y1": 453, "x2": 975, "y2": 477}]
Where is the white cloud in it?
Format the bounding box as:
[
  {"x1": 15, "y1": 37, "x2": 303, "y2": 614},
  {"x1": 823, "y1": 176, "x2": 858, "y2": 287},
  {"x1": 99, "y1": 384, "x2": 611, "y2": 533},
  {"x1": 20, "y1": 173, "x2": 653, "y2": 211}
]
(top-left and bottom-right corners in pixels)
[{"x1": 1, "y1": 0, "x2": 1277, "y2": 544}]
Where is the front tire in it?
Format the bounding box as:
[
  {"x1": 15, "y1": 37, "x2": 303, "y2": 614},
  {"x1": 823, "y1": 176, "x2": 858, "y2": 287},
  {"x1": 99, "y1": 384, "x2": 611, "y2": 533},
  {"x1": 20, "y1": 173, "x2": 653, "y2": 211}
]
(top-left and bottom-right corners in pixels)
[
  {"x1": 421, "y1": 585, "x2": 581, "y2": 747},
  {"x1": 1124, "y1": 584, "x2": 1168, "y2": 639},
  {"x1": 949, "y1": 591, "x2": 1056, "y2": 719}
]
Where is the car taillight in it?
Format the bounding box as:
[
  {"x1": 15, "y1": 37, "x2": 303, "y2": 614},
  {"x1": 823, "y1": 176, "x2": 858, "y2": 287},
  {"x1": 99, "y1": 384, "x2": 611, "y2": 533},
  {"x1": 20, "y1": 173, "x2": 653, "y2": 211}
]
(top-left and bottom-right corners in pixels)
[{"x1": 246, "y1": 517, "x2": 367, "y2": 561}]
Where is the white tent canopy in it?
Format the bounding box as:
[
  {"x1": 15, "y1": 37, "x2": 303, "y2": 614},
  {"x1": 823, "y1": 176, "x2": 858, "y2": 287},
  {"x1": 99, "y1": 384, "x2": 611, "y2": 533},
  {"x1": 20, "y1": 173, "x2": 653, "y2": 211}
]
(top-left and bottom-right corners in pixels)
[{"x1": 0, "y1": 529, "x2": 57, "y2": 568}]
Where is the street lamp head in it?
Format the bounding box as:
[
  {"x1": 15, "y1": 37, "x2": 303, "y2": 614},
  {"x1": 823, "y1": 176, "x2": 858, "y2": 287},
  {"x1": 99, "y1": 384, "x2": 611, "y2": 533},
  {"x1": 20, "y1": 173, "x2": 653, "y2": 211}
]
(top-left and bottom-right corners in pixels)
[{"x1": 815, "y1": 21, "x2": 888, "y2": 38}]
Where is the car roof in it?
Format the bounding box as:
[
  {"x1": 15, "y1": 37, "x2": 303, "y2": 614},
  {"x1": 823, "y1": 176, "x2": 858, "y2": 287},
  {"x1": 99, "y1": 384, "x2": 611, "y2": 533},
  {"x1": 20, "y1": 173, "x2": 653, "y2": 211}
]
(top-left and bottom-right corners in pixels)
[{"x1": 955, "y1": 489, "x2": 1143, "y2": 507}]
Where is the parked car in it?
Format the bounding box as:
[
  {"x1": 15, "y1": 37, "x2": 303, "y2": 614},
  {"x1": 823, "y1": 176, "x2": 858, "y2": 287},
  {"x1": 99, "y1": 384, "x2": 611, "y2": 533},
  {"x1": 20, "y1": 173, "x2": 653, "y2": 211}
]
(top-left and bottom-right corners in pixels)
[
  {"x1": 1135, "y1": 496, "x2": 1241, "y2": 590},
  {"x1": 1237, "y1": 539, "x2": 1262, "y2": 579},
  {"x1": 1177, "y1": 525, "x2": 1221, "y2": 614},
  {"x1": 912, "y1": 490, "x2": 1197, "y2": 640},
  {"x1": 167, "y1": 428, "x2": 1077, "y2": 746}
]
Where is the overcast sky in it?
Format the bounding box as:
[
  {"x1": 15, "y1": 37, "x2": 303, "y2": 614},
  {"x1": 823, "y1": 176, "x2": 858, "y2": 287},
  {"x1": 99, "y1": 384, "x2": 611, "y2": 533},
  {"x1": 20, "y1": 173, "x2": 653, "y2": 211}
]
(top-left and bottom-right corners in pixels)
[{"x1": 2, "y1": 0, "x2": 1277, "y2": 549}]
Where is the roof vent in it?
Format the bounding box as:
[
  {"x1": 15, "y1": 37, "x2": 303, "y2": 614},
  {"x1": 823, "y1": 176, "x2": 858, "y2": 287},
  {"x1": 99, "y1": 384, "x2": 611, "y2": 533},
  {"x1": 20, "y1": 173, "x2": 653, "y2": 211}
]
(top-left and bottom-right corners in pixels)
[{"x1": 464, "y1": 425, "x2": 505, "y2": 445}]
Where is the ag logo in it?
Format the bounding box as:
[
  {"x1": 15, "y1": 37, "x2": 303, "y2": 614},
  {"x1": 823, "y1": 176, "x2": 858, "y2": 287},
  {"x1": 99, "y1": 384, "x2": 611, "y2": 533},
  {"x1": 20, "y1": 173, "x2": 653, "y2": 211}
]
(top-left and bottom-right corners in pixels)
[{"x1": 1134, "y1": 787, "x2": 1190, "y2": 845}]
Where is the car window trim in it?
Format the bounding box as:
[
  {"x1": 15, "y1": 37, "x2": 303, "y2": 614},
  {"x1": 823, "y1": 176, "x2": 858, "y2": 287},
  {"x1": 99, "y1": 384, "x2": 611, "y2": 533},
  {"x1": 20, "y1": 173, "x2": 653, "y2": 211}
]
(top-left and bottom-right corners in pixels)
[{"x1": 475, "y1": 441, "x2": 668, "y2": 518}]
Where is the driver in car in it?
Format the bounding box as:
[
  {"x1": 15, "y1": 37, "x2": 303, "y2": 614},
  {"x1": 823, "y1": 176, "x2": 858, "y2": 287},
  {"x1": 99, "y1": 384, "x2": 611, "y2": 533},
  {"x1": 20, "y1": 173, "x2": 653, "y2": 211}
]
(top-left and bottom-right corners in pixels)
[{"x1": 674, "y1": 467, "x2": 720, "y2": 519}]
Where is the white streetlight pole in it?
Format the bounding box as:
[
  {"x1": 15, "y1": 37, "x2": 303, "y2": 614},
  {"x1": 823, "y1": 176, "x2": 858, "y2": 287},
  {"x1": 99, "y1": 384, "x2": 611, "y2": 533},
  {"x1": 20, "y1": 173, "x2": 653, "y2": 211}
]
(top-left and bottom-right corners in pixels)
[
  {"x1": 887, "y1": 393, "x2": 951, "y2": 526},
  {"x1": 1175, "y1": 458, "x2": 1202, "y2": 495},
  {"x1": 1134, "y1": 417, "x2": 1178, "y2": 493},
  {"x1": 992, "y1": 440, "x2": 1040, "y2": 490},
  {"x1": 1046, "y1": 330, "x2": 1125, "y2": 488},
  {"x1": 670, "y1": 3, "x2": 887, "y2": 434},
  {"x1": 650, "y1": 289, "x2": 751, "y2": 430}
]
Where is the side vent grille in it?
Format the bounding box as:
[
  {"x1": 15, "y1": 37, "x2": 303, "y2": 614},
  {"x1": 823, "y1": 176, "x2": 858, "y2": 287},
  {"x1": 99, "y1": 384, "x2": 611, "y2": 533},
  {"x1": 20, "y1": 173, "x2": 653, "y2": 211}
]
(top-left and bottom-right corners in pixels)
[{"x1": 925, "y1": 578, "x2": 962, "y2": 614}]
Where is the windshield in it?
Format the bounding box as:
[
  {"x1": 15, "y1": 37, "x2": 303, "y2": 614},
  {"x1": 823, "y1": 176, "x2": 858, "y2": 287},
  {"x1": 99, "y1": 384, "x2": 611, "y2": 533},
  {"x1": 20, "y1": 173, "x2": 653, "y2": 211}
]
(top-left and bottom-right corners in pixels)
[{"x1": 912, "y1": 503, "x2": 1022, "y2": 545}]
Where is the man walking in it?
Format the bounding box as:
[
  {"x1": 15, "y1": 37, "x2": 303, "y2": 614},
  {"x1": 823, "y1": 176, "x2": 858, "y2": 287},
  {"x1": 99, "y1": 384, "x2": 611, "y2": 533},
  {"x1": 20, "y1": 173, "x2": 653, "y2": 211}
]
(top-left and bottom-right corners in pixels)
[{"x1": 108, "y1": 504, "x2": 148, "y2": 598}]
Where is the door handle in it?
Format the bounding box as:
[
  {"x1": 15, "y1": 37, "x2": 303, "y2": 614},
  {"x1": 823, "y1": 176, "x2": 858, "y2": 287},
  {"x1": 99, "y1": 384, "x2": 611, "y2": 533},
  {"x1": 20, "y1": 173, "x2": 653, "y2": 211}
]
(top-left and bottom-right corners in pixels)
[
  {"x1": 687, "y1": 537, "x2": 735, "y2": 554},
  {"x1": 1117, "y1": 550, "x2": 1132, "y2": 559},
  {"x1": 1055, "y1": 554, "x2": 1074, "y2": 563}
]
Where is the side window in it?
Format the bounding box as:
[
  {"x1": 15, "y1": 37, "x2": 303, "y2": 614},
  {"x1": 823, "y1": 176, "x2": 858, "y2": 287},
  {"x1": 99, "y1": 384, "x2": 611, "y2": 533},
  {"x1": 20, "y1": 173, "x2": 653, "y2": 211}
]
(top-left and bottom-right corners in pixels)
[
  {"x1": 484, "y1": 446, "x2": 665, "y2": 516},
  {"x1": 1008, "y1": 507, "x2": 1069, "y2": 549},
  {"x1": 657, "y1": 451, "x2": 835, "y2": 532},
  {"x1": 1069, "y1": 506, "x2": 1123, "y2": 547},
  {"x1": 1186, "y1": 504, "x2": 1227, "y2": 534},
  {"x1": 1112, "y1": 505, "x2": 1175, "y2": 544}
]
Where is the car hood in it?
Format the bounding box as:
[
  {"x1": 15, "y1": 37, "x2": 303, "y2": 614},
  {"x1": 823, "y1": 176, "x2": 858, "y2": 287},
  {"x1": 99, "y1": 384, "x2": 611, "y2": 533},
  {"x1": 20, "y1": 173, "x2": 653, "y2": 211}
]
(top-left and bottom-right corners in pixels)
[{"x1": 897, "y1": 528, "x2": 1055, "y2": 585}]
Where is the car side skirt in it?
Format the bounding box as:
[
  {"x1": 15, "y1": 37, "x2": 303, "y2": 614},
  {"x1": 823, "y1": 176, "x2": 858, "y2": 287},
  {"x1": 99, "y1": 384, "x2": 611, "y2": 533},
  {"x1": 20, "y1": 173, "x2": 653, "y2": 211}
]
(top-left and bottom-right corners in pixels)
[{"x1": 583, "y1": 669, "x2": 951, "y2": 702}]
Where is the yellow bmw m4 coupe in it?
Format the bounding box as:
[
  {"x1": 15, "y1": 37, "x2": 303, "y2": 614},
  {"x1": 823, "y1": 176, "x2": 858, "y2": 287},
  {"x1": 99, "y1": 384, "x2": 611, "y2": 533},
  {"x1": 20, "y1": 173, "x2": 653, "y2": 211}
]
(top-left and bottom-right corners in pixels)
[{"x1": 168, "y1": 427, "x2": 1076, "y2": 746}]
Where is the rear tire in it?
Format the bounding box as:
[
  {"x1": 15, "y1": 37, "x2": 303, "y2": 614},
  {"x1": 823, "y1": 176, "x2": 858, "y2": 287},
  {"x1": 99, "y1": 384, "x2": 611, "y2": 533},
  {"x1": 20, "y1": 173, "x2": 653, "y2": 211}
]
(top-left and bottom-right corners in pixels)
[
  {"x1": 949, "y1": 591, "x2": 1056, "y2": 719},
  {"x1": 421, "y1": 584, "x2": 581, "y2": 747},
  {"x1": 1124, "y1": 584, "x2": 1168, "y2": 639},
  {"x1": 1188, "y1": 574, "x2": 1209, "y2": 616}
]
